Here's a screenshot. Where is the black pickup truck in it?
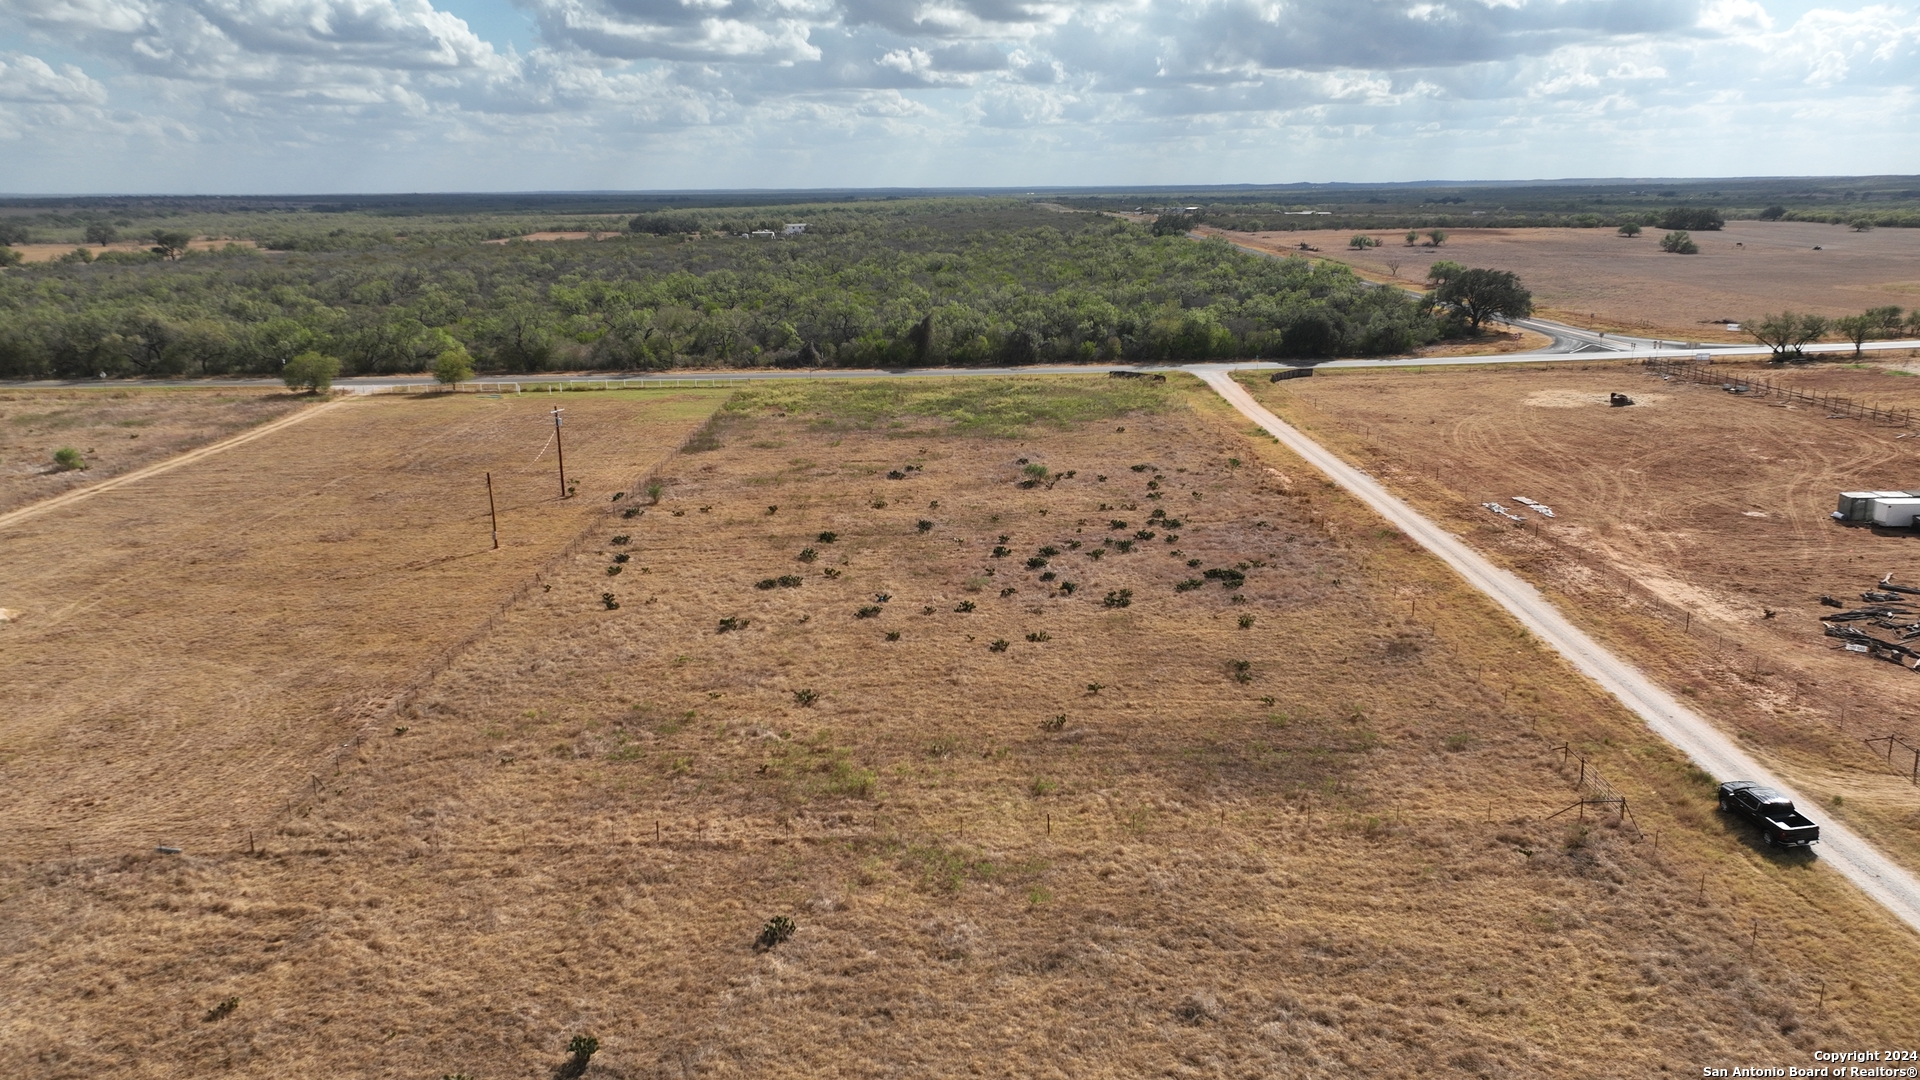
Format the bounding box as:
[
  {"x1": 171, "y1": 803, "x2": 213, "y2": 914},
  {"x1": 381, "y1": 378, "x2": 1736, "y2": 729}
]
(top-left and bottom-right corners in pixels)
[{"x1": 1717, "y1": 781, "x2": 1821, "y2": 848}]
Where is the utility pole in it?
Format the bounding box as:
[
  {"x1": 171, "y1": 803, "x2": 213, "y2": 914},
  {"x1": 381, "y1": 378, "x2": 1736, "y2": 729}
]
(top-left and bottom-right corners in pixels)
[
  {"x1": 550, "y1": 406, "x2": 567, "y2": 498},
  {"x1": 486, "y1": 471, "x2": 499, "y2": 549}
]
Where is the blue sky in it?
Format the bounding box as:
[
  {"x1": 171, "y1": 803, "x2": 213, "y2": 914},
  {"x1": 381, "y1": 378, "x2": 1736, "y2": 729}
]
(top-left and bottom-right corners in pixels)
[{"x1": 0, "y1": 0, "x2": 1916, "y2": 194}]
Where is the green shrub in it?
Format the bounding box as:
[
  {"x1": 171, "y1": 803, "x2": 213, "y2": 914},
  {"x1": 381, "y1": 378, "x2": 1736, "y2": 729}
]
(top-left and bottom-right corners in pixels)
[
  {"x1": 856, "y1": 606, "x2": 882, "y2": 618},
  {"x1": 756, "y1": 915, "x2": 797, "y2": 951},
  {"x1": 1102, "y1": 589, "x2": 1132, "y2": 608},
  {"x1": 1659, "y1": 230, "x2": 1699, "y2": 254},
  {"x1": 601, "y1": 592, "x2": 619, "y2": 610},
  {"x1": 281, "y1": 351, "x2": 340, "y2": 393},
  {"x1": 792, "y1": 689, "x2": 819, "y2": 707},
  {"x1": 797, "y1": 547, "x2": 818, "y2": 562},
  {"x1": 557, "y1": 1034, "x2": 600, "y2": 1080},
  {"x1": 718, "y1": 616, "x2": 748, "y2": 633},
  {"x1": 51, "y1": 446, "x2": 87, "y2": 471},
  {"x1": 431, "y1": 347, "x2": 475, "y2": 386}
]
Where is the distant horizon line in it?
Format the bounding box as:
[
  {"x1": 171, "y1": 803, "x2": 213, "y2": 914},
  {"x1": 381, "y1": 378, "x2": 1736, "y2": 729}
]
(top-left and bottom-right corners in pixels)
[{"x1": 3, "y1": 174, "x2": 1918, "y2": 201}]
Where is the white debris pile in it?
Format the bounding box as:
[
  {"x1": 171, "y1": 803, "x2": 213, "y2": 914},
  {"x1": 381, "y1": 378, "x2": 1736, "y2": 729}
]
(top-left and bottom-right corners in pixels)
[
  {"x1": 1512, "y1": 496, "x2": 1556, "y2": 518},
  {"x1": 1482, "y1": 502, "x2": 1528, "y2": 522}
]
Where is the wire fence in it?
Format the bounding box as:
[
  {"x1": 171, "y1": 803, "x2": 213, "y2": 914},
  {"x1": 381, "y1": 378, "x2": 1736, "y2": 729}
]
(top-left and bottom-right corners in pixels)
[
  {"x1": 310, "y1": 408, "x2": 730, "y2": 783},
  {"x1": 1645, "y1": 358, "x2": 1916, "y2": 427}
]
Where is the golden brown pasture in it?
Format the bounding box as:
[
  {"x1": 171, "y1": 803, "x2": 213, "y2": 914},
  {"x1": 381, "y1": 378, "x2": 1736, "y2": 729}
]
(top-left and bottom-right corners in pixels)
[{"x1": 4, "y1": 377, "x2": 1914, "y2": 1079}]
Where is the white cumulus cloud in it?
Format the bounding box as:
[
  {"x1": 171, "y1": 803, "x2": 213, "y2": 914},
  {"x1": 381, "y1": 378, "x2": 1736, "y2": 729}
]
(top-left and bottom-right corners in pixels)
[{"x1": 0, "y1": 0, "x2": 1916, "y2": 189}]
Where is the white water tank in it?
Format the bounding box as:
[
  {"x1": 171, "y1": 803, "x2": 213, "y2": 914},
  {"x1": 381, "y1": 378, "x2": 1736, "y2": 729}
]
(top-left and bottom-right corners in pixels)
[
  {"x1": 1838, "y1": 492, "x2": 1881, "y2": 521},
  {"x1": 1871, "y1": 498, "x2": 1920, "y2": 527}
]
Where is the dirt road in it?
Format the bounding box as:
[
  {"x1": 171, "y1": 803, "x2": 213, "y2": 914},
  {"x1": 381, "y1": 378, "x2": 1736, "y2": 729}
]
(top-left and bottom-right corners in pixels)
[
  {"x1": 0, "y1": 398, "x2": 339, "y2": 530},
  {"x1": 1200, "y1": 368, "x2": 1920, "y2": 935}
]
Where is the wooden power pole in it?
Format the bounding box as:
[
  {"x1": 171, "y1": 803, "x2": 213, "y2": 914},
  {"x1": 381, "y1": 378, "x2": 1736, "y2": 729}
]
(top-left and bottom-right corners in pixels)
[
  {"x1": 485, "y1": 471, "x2": 499, "y2": 549},
  {"x1": 550, "y1": 406, "x2": 567, "y2": 498}
]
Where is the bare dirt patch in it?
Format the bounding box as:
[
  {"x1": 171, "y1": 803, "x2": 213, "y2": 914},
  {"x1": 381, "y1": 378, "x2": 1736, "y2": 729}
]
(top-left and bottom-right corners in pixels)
[
  {"x1": 0, "y1": 388, "x2": 305, "y2": 515},
  {"x1": 5, "y1": 377, "x2": 1915, "y2": 1078},
  {"x1": 1217, "y1": 222, "x2": 1920, "y2": 341},
  {"x1": 9, "y1": 239, "x2": 262, "y2": 262},
  {"x1": 1242, "y1": 361, "x2": 1920, "y2": 873},
  {"x1": 1523, "y1": 389, "x2": 1670, "y2": 409},
  {"x1": 484, "y1": 231, "x2": 618, "y2": 244}
]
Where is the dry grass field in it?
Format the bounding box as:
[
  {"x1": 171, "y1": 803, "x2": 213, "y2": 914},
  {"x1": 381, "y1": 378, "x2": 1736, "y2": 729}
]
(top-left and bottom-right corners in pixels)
[
  {"x1": 1216, "y1": 221, "x2": 1920, "y2": 342},
  {"x1": 1240, "y1": 361, "x2": 1920, "y2": 873},
  {"x1": 5, "y1": 376, "x2": 1918, "y2": 1079},
  {"x1": 0, "y1": 388, "x2": 728, "y2": 861},
  {"x1": 0, "y1": 388, "x2": 305, "y2": 515}
]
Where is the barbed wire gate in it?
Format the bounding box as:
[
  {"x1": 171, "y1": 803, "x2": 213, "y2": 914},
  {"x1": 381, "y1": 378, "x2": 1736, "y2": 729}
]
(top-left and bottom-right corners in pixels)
[
  {"x1": 1546, "y1": 743, "x2": 1643, "y2": 834},
  {"x1": 1863, "y1": 734, "x2": 1920, "y2": 785}
]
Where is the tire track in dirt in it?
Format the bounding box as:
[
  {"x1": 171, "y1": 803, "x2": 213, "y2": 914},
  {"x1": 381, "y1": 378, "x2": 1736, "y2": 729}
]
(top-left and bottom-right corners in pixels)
[
  {"x1": 1201, "y1": 368, "x2": 1920, "y2": 936},
  {"x1": 0, "y1": 398, "x2": 342, "y2": 534}
]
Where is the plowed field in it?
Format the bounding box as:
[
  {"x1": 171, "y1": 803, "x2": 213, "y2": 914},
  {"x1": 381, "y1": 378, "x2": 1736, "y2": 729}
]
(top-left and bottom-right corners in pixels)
[{"x1": 1216, "y1": 221, "x2": 1920, "y2": 343}]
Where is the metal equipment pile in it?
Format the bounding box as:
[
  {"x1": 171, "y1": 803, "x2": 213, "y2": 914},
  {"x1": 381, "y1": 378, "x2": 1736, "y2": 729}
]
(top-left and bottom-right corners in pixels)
[{"x1": 1821, "y1": 575, "x2": 1920, "y2": 671}]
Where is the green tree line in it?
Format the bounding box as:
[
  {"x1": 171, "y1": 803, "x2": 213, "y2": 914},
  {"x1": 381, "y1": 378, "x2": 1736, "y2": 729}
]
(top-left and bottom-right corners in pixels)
[{"x1": 0, "y1": 207, "x2": 1457, "y2": 379}]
